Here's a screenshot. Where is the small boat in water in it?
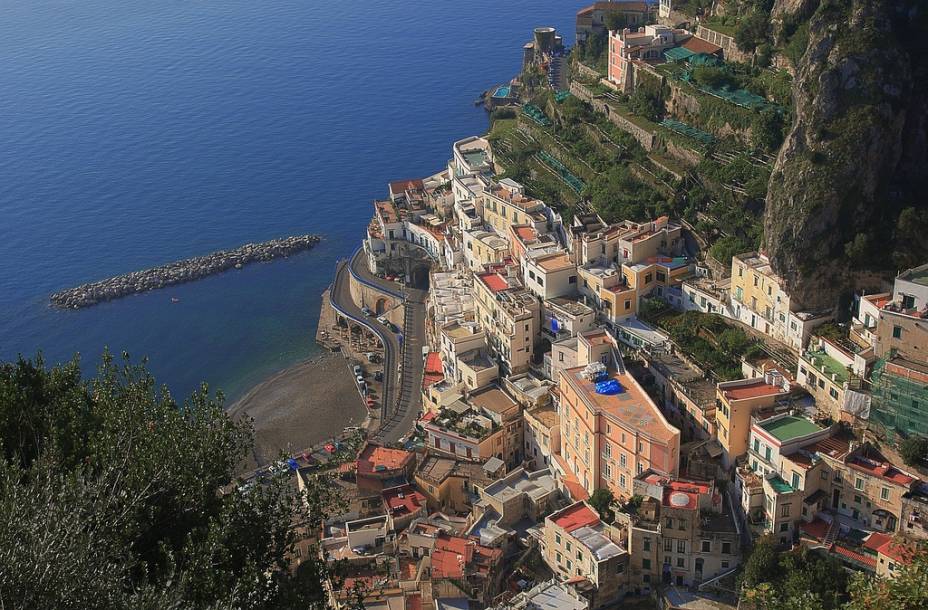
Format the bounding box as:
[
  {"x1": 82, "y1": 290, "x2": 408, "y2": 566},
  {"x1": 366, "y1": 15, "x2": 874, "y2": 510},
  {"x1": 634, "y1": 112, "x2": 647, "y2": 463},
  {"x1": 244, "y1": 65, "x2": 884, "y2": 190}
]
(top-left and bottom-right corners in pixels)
[{"x1": 171, "y1": 297, "x2": 180, "y2": 303}]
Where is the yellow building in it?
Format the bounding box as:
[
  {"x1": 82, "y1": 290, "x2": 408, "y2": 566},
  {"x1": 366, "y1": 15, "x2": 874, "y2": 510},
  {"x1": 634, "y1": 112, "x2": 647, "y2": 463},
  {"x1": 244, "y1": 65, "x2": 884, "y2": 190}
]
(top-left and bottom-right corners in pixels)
[
  {"x1": 729, "y1": 252, "x2": 830, "y2": 351},
  {"x1": 480, "y1": 179, "x2": 549, "y2": 235},
  {"x1": 715, "y1": 375, "x2": 790, "y2": 468}
]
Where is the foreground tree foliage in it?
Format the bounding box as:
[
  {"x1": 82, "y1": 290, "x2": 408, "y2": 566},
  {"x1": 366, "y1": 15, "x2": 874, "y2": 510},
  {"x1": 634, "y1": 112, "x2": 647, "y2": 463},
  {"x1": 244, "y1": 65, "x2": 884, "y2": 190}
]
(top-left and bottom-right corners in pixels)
[{"x1": 0, "y1": 353, "x2": 342, "y2": 609}]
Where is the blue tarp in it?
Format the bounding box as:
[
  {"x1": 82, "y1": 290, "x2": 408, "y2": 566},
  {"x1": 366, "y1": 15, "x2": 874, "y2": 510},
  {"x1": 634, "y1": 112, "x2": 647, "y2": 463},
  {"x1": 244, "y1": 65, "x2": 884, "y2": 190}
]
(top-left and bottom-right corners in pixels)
[
  {"x1": 595, "y1": 380, "x2": 624, "y2": 395},
  {"x1": 551, "y1": 318, "x2": 560, "y2": 332},
  {"x1": 287, "y1": 458, "x2": 299, "y2": 471}
]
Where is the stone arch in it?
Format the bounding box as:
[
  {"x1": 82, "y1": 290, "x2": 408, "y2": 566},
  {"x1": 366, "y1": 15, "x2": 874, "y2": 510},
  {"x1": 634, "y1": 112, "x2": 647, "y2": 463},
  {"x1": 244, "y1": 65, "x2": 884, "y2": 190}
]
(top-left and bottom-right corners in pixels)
[{"x1": 375, "y1": 297, "x2": 388, "y2": 315}]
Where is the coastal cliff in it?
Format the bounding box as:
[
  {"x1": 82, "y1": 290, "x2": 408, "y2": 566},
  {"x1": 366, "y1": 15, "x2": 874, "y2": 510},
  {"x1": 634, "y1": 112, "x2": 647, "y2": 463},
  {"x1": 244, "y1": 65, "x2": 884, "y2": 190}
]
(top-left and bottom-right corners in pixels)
[{"x1": 762, "y1": 0, "x2": 928, "y2": 308}]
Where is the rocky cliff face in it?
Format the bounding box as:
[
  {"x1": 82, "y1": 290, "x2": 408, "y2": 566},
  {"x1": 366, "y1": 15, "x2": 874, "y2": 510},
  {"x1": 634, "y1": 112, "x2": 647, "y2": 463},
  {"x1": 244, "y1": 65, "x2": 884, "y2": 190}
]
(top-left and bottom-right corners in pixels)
[{"x1": 762, "y1": 0, "x2": 928, "y2": 309}]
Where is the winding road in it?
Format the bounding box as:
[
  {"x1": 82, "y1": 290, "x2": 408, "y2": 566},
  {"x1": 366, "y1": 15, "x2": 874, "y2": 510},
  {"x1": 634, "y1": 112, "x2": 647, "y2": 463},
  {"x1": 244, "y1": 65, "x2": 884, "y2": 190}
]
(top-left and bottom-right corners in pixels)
[{"x1": 329, "y1": 250, "x2": 427, "y2": 444}]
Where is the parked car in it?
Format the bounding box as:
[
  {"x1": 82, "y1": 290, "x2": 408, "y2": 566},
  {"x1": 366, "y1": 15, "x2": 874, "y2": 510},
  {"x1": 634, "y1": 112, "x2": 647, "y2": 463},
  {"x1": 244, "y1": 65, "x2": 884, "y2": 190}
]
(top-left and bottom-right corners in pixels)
[
  {"x1": 353, "y1": 364, "x2": 363, "y2": 377},
  {"x1": 374, "y1": 371, "x2": 383, "y2": 382},
  {"x1": 361, "y1": 306, "x2": 373, "y2": 316}
]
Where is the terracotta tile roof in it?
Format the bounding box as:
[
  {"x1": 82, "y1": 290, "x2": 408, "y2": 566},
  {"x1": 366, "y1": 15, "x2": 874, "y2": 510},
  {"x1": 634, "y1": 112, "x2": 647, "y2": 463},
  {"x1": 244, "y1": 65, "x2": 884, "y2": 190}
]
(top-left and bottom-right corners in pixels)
[
  {"x1": 389, "y1": 178, "x2": 424, "y2": 195},
  {"x1": 864, "y1": 532, "x2": 917, "y2": 564},
  {"x1": 478, "y1": 272, "x2": 510, "y2": 293},
  {"x1": 423, "y1": 352, "x2": 444, "y2": 389},
  {"x1": 800, "y1": 518, "x2": 830, "y2": 541},
  {"x1": 847, "y1": 455, "x2": 917, "y2": 487},
  {"x1": 356, "y1": 444, "x2": 413, "y2": 476},
  {"x1": 833, "y1": 544, "x2": 877, "y2": 568},
  {"x1": 551, "y1": 502, "x2": 600, "y2": 532},
  {"x1": 662, "y1": 479, "x2": 712, "y2": 510},
  {"x1": 382, "y1": 484, "x2": 426, "y2": 516},
  {"x1": 682, "y1": 37, "x2": 723, "y2": 55}
]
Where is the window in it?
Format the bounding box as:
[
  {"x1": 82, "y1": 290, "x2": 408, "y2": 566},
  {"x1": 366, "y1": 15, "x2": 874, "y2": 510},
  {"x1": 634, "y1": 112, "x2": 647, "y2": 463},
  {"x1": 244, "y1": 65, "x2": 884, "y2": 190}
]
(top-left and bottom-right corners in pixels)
[
  {"x1": 643, "y1": 537, "x2": 651, "y2": 551},
  {"x1": 753, "y1": 439, "x2": 760, "y2": 453},
  {"x1": 620, "y1": 474, "x2": 626, "y2": 487},
  {"x1": 556, "y1": 534, "x2": 561, "y2": 545},
  {"x1": 643, "y1": 574, "x2": 651, "y2": 583},
  {"x1": 722, "y1": 560, "x2": 730, "y2": 569},
  {"x1": 605, "y1": 463, "x2": 612, "y2": 479},
  {"x1": 791, "y1": 472, "x2": 801, "y2": 489},
  {"x1": 855, "y1": 477, "x2": 864, "y2": 491},
  {"x1": 616, "y1": 563, "x2": 625, "y2": 573},
  {"x1": 642, "y1": 559, "x2": 651, "y2": 570},
  {"x1": 754, "y1": 275, "x2": 759, "y2": 287},
  {"x1": 679, "y1": 519, "x2": 686, "y2": 531},
  {"x1": 569, "y1": 276, "x2": 577, "y2": 284},
  {"x1": 677, "y1": 540, "x2": 686, "y2": 553},
  {"x1": 566, "y1": 542, "x2": 571, "y2": 552},
  {"x1": 893, "y1": 325, "x2": 903, "y2": 339},
  {"x1": 624, "y1": 299, "x2": 631, "y2": 310},
  {"x1": 675, "y1": 557, "x2": 685, "y2": 568},
  {"x1": 701, "y1": 540, "x2": 711, "y2": 553},
  {"x1": 637, "y1": 463, "x2": 643, "y2": 474},
  {"x1": 664, "y1": 556, "x2": 671, "y2": 565},
  {"x1": 566, "y1": 559, "x2": 572, "y2": 570},
  {"x1": 881, "y1": 488, "x2": 890, "y2": 501},
  {"x1": 780, "y1": 504, "x2": 791, "y2": 518},
  {"x1": 780, "y1": 523, "x2": 790, "y2": 533},
  {"x1": 604, "y1": 443, "x2": 611, "y2": 459},
  {"x1": 528, "y1": 270, "x2": 535, "y2": 280},
  {"x1": 665, "y1": 517, "x2": 673, "y2": 529},
  {"x1": 765, "y1": 447, "x2": 771, "y2": 461},
  {"x1": 645, "y1": 273, "x2": 653, "y2": 283},
  {"x1": 657, "y1": 271, "x2": 666, "y2": 282},
  {"x1": 829, "y1": 387, "x2": 839, "y2": 399},
  {"x1": 576, "y1": 550, "x2": 582, "y2": 560},
  {"x1": 664, "y1": 538, "x2": 673, "y2": 552},
  {"x1": 556, "y1": 552, "x2": 562, "y2": 564},
  {"x1": 722, "y1": 542, "x2": 731, "y2": 554},
  {"x1": 821, "y1": 471, "x2": 828, "y2": 480},
  {"x1": 620, "y1": 454, "x2": 627, "y2": 468}
]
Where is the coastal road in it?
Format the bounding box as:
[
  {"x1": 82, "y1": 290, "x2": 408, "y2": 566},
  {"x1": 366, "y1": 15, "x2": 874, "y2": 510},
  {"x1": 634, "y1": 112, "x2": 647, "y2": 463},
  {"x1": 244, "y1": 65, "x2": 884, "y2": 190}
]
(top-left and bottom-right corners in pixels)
[
  {"x1": 332, "y1": 250, "x2": 429, "y2": 445},
  {"x1": 373, "y1": 288, "x2": 426, "y2": 444},
  {"x1": 330, "y1": 260, "x2": 399, "y2": 430}
]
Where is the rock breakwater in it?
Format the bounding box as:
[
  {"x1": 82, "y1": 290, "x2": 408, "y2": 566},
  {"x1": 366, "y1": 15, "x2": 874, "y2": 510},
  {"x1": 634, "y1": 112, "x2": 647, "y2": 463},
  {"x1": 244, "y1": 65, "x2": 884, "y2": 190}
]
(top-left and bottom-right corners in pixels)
[{"x1": 51, "y1": 234, "x2": 322, "y2": 309}]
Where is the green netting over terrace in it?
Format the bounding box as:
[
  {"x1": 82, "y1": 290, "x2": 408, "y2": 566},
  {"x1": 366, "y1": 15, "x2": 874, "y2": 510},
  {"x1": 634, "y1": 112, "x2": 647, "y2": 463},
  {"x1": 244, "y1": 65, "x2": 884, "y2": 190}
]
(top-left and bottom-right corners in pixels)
[
  {"x1": 522, "y1": 104, "x2": 552, "y2": 126},
  {"x1": 554, "y1": 90, "x2": 571, "y2": 103},
  {"x1": 660, "y1": 119, "x2": 716, "y2": 145},
  {"x1": 679, "y1": 69, "x2": 772, "y2": 110},
  {"x1": 689, "y1": 53, "x2": 722, "y2": 67},
  {"x1": 537, "y1": 151, "x2": 585, "y2": 194},
  {"x1": 664, "y1": 47, "x2": 695, "y2": 62}
]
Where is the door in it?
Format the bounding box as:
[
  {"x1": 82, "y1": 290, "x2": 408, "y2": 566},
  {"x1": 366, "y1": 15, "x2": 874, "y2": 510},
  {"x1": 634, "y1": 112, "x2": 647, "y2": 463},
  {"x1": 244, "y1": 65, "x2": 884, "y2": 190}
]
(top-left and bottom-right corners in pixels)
[{"x1": 832, "y1": 489, "x2": 840, "y2": 509}]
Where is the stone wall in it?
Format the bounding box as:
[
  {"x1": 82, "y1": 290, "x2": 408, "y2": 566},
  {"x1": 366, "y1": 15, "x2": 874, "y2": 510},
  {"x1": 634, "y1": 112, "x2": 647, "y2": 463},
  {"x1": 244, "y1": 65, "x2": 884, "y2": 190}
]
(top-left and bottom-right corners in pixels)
[
  {"x1": 695, "y1": 25, "x2": 753, "y2": 64},
  {"x1": 591, "y1": 99, "x2": 657, "y2": 151}
]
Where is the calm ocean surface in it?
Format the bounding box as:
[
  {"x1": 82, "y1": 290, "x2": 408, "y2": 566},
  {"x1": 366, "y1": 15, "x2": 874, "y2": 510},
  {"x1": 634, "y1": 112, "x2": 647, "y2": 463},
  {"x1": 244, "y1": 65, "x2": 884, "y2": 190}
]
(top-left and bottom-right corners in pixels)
[{"x1": 0, "y1": 0, "x2": 573, "y2": 401}]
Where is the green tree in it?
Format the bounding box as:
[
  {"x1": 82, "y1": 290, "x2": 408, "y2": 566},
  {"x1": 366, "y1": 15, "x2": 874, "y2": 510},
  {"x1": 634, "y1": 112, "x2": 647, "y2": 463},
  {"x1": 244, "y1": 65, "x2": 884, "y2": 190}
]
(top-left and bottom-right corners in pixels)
[
  {"x1": 735, "y1": 12, "x2": 770, "y2": 53},
  {"x1": 605, "y1": 12, "x2": 626, "y2": 32},
  {"x1": 752, "y1": 108, "x2": 785, "y2": 152},
  {"x1": 742, "y1": 535, "x2": 780, "y2": 588},
  {"x1": 589, "y1": 488, "x2": 616, "y2": 522},
  {"x1": 0, "y1": 354, "x2": 344, "y2": 610},
  {"x1": 900, "y1": 436, "x2": 928, "y2": 467}
]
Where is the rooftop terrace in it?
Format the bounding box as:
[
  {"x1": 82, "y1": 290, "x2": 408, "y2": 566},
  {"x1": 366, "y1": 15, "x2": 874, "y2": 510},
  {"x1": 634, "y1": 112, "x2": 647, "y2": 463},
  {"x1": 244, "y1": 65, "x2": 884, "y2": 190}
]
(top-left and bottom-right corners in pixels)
[{"x1": 759, "y1": 415, "x2": 822, "y2": 444}]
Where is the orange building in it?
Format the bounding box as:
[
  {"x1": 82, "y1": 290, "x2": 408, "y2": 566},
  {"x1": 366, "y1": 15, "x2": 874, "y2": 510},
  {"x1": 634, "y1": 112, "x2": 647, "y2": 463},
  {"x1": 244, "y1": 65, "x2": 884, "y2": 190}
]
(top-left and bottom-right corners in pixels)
[{"x1": 557, "y1": 363, "x2": 680, "y2": 499}]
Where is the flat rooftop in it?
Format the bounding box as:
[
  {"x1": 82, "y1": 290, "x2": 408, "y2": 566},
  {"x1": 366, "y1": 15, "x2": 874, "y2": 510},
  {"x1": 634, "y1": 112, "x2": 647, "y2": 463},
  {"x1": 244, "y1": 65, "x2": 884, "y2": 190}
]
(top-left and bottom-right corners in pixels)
[
  {"x1": 759, "y1": 415, "x2": 822, "y2": 444},
  {"x1": 468, "y1": 386, "x2": 518, "y2": 415},
  {"x1": 720, "y1": 378, "x2": 786, "y2": 402},
  {"x1": 357, "y1": 444, "x2": 413, "y2": 475},
  {"x1": 551, "y1": 502, "x2": 600, "y2": 532},
  {"x1": 534, "y1": 252, "x2": 574, "y2": 273},
  {"x1": 483, "y1": 467, "x2": 556, "y2": 503},
  {"x1": 547, "y1": 296, "x2": 594, "y2": 317},
  {"x1": 563, "y1": 366, "x2": 677, "y2": 443}
]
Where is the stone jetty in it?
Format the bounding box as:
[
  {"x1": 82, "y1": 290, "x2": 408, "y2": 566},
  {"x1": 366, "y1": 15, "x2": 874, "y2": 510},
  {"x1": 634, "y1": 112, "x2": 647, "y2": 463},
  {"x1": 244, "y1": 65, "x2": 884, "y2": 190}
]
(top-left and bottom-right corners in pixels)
[{"x1": 50, "y1": 234, "x2": 322, "y2": 309}]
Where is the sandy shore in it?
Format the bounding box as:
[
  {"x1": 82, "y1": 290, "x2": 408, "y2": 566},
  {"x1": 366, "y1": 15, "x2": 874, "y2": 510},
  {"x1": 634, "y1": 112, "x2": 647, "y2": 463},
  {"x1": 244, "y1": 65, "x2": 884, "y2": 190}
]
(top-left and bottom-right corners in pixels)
[{"x1": 228, "y1": 351, "x2": 368, "y2": 470}]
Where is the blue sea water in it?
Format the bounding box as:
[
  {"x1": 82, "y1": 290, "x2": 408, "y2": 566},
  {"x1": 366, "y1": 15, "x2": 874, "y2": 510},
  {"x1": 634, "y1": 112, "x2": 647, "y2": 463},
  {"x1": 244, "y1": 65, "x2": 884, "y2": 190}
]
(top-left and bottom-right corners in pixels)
[{"x1": 0, "y1": 0, "x2": 574, "y2": 401}]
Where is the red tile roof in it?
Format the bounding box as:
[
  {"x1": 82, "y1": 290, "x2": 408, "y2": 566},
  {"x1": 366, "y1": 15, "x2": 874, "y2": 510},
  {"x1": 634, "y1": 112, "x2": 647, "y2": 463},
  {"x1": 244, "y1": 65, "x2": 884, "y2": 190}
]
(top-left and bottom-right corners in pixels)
[
  {"x1": 382, "y1": 485, "x2": 426, "y2": 516},
  {"x1": 357, "y1": 444, "x2": 413, "y2": 476},
  {"x1": 552, "y1": 502, "x2": 600, "y2": 532},
  {"x1": 662, "y1": 479, "x2": 712, "y2": 510},
  {"x1": 431, "y1": 534, "x2": 502, "y2": 579},
  {"x1": 800, "y1": 518, "x2": 830, "y2": 541},
  {"x1": 833, "y1": 544, "x2": 877, "y2": 568},
  {"x1": 864, "y1": 532, "x2": 917, "y2": 564},
  {"x1": 682, "y1": 37, "x2": 723, "y2": 55},
  {"x1": 847, "y1": 456, "x2": 917, "y2": 487},
  {"x1": 423, "y1": 352, "x2": 444, "y2": 389},
  {"x1": 478, "y1": 272, "x2": 510, "y2": 293},
  {"x1": 389, "y1": 178, "x2": 424, "y2": 195}
]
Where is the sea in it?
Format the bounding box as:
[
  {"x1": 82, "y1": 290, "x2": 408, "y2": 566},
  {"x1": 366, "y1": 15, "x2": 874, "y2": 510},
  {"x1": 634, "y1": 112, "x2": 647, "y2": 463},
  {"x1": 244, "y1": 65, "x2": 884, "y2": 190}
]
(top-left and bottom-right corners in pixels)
[{"x1": 0, "y1": 0, "x2": 574, "y2": 402}]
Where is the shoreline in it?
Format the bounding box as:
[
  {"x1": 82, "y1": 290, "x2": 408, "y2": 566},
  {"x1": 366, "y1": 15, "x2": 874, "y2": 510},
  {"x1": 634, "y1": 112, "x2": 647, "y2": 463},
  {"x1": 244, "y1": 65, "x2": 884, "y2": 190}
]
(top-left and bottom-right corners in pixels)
[{"x1": 228, "y1": 350, "x2": 368, "y2": 470}]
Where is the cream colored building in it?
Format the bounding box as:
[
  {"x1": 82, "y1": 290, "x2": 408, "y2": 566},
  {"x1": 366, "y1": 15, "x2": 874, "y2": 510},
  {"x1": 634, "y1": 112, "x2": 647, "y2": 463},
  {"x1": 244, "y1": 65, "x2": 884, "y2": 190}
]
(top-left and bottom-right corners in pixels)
[
  {"x1": 715, "y1": 374, "x2": 791, "y2": 468},
  {"x1": 473, "y1": 267, "x2": 541, "y2": 375},
  {"x1": 481, "y1": 179, "x2": 549, "y2": 236},
  {"x1": 729, "y1": 252, "x2": 830, "y2": 351}
]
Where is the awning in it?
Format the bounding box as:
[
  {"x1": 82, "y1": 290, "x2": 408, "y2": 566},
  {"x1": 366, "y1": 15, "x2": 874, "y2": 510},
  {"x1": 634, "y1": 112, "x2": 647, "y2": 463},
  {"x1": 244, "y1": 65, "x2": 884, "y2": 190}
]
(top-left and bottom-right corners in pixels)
[{"x1": 664, "y1": 47, "x2": 695, "y2": 62}]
